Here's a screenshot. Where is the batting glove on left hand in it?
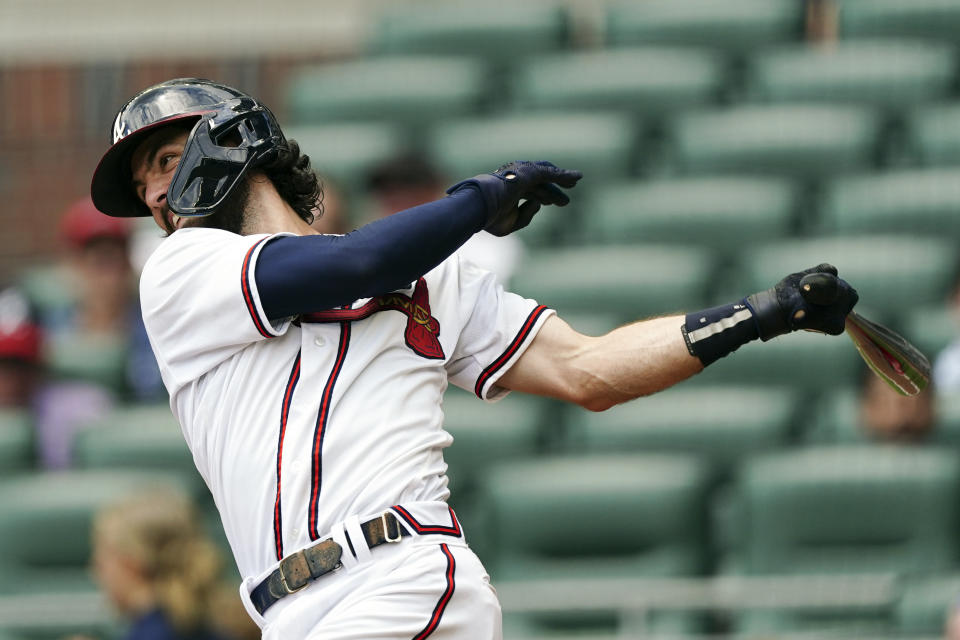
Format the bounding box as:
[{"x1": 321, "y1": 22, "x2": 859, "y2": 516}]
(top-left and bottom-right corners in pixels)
[
  {"x1": 745, "y1": 263, "x2": 859, "y2": 341},
  {"x1": 446, "y1": 161, "x2": 583, "y2": 237}
]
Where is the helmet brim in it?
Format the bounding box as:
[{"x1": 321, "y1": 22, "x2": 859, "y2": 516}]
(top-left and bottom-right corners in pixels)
[{"x1": 90, "y1": 113, "x2": 202, "y2": 218}]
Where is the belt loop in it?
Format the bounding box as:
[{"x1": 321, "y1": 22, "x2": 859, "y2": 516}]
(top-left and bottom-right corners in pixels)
[
  {"x1": 329, "y1": 521, "x2": 359, "y2": 571},
  {"x1": 344, "y1": 515, "x2": 372, "y2": 563},
  {"x1": 382, "y1": 512, "x2": 403, "y2": 542}
]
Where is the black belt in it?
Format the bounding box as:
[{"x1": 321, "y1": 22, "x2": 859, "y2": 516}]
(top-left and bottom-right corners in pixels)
[{"x1": 251, "y1": 511, "x2": 408, "y2": 615}]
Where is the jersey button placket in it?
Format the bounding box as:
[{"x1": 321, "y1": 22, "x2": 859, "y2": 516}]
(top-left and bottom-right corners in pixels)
[{"x1": 314, "y1": 336, "x2": 326, "y2": 347}]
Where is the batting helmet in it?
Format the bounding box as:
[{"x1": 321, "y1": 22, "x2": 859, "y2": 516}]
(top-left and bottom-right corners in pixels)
[{"x1": 90, "y1": 78, "x2": 286, "y2": 218}]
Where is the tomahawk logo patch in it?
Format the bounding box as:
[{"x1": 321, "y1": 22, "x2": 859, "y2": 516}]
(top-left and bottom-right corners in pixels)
[{"x1": 299, "y1": 278, "x2": 444, "y2": 359}]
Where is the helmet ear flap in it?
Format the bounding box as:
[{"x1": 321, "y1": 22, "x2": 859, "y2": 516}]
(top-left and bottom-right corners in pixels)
[{"x1": 167, "y1": 107, "x2": 284, "y2": 217}]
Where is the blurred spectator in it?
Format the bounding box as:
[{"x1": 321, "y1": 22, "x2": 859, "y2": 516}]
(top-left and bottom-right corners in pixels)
[
  {"x1": 934, "y1": 273, "x2": 960, "y2": 391},
  {"x1": 0, "y1": 285, "x2": 43, "y2": 408},
  {"x1": 947, "y1": 600, "x2": 960, "y2": 640},
  {"x1": 90, "y1": 488, "x2": 232, "y2": 640},
  {"x1": 364, "y1": 152, "x2": 524, "y2": 286},
  {"x1": 858, "y1": 367, "x2": 935, "y2": 443},
  {"x1": 44, "y1": 197, "x2": 164, "y2": 402},
  {"x1": 805, "y1": 0, "x2": 838, "y2": 43}
]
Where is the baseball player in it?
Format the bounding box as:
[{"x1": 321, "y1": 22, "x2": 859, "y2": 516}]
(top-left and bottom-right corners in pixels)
[{"x1": 89, "y1": 78, "x2": 858, "y2": 639}]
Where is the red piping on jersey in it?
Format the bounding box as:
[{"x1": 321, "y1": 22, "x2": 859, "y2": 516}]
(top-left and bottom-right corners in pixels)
[
  {"x1": 242, "y1": 238, "x2": 273, "y2": 339},
  {"x1": 412, "y1": 543, "x2": 456, "y2": 640},
  {"x1": 392, "y1": 505, "x2": 462, "y2": 537},
  {"x1": 273, "y1": 351, "x2": 302, "y2": 561},
  {"x1": 308, "y1": 321, "x2": 351, "y2": 540},
  {"x1": 474, "y1": 305, "x2": 549, "y2": 398}
]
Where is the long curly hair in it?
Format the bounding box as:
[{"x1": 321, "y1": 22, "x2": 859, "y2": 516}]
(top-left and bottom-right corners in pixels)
[
  {"x1": 260, "y1": 138, "x2": 323, "y2": 224},
  {"x1": 94, "y1": 488, "x2": 223, "y2": 633}
]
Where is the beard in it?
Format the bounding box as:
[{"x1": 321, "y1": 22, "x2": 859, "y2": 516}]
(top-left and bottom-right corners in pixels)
[{"x1": 195, "y1": 177, "x2": 252, "y2": 235}]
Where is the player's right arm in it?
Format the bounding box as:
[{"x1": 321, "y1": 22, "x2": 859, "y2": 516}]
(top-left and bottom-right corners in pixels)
[{"x1": 256, "y1": 162, "x2": 581, "y2": 319}]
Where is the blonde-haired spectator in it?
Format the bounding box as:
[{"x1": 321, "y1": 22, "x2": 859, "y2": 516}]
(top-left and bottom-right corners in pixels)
[{"x1": 91, "y1": 489, "x2": 231, "y2": 640}]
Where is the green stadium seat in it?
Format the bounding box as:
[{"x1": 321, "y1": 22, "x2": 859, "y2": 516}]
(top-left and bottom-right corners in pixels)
[
  {"x1": 285, "y1": 56, "x2": 488, "y2": 125},
  {"x1": 0, "y1": 470, "x2": 197, "y2": 592},
  {"x1": 426, "y1": 111, "x2": 637, "y2": 182},
  {"x1": 902, "y1": 304, "x2": 957, "y2": 366},
  {"x1": 605, "y1": 0, "x2": 803, "y2": 50},
  {"x1": 482, "y1": 454, "x2": 711, "y2": 578},
  {"x1": 738, "y1": 445, "x2": 960, "y2": 576},
  {"x1": 281, "y1": 122, "x2": 405, "y2": 194},
  {"x1": 15, "y1": 265, "x2": 73, "y2": 321},
  {"x1": 731, "y1": 445, "x2": 960, "y2": 635},
  {"x1": 0, "y1": 410, "x2": 33, "y2": 474},
  {"x1": 510, "y1": 244, "x2": 717, "y2": 322},
  {"x1": 511, "y1": 47, "x2": 726, "y2": 116},
  {"x1": 72, "y1": 405, "x2": 197, "y2": 476},
  {"x1": 693, "y1": 327, "x2": 862, "y2": 392},
  {"x1": 440, "y1": 388, "x2": 545, "y2": 498},
  {"x1": 748, "y1": 40, "x2": 958, "y2": 107},
  {"x1": 668, "y1": 104, "x2": 882, "y2": 176},
  {"x1": 582, "y1": 177, "x2": 796, "y2": 256},
  {"x1": 896, "y1": 574, "x2": 960, "y2": 636},
  {"x1": 736, "y1": 235, "x2": 957, "y2": 323},
  {"x1": 481, "y1": 453, "x2": 711, "y2": 635},
  {"x1": 482, "y1": 454, "x2": 711, "y2": 577},
  {"x1": 905, "y1": 103, "x2": 960, "y2": 167},
  {"x1": 566, "y1": 385, "x2": 799, "y2": 477},
  {"x1": 0, "y1": 590, "x2": 117, "y2": 640},
  {"x1": 370, "y1": 4, "x2": 568, "y2": 58},
  {"x1": 45, "y1": 331, "x2": 128, "y2": 395},
  {"x1": 839, "y1": 0, "x2": 960, "y2": 40},
  {"x1": 820, "y1": 168, "x2": 960, "y2": 237}
]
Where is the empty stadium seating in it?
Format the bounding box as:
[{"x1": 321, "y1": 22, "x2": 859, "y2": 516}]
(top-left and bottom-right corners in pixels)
[
  {"x1": 904, "y1": 102, "x2": 960, "y2": 166},
  {"x1": 0, "y1": 411, "x2": 33, "y2": 475},
  {"x1": 605, "y1": 0, "x2": 804, "y2": 50},
  {"x1": 481, "y1": 453, "x2": 712, "y2": 634},
  {"x1": 566, "y1": 385, "x2": 799, "y2": 478},
  {"x1": 819, "y1": 167, "x2": 960, "y2": 237},
  {"x1": 509, "y1": 244, "x2": 716, "y2": 322},
  {"x1": 839, "y1": 0, "x2": 960, "y2": 40},
  {"x1": 368, "y1": 3, "x2": 569, "y2": 59},
  {"x1": 582, "y1": 176, "x2": 797, "y2": 256},
  {"x1": 510, "y1": 47, "x2": 727, "y2": 116},
  {"x1": 666, "y1": 104, "x2": 883, "y2": 177},
  {"x1": 285, "y1": 56, "x2": 488, "y2": 125},
  {"x1": 729, "y1": 445, "x2": 960, "y2": 635},
  {"x1": 748, "y1": 40, "x2": 957, "y2": 107},
  {"x1": 426, "y1": 111, "x2": 639, "y2": 182}
]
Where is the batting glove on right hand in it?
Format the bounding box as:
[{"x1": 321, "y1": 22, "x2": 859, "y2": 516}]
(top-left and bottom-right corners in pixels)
[
  {"x1": 446, "y1": 161, "x2": 583, "y2": 237},
  {"x1": 745, "y1": 263, "x2": 859, "y2": 341}
]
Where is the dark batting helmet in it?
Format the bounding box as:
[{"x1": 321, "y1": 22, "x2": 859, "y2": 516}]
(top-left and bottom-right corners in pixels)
[{"x1": 91, "y1": 78, "x2": 286, "y2": 218}]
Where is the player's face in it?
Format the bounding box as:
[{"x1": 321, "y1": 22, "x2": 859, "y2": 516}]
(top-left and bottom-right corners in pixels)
[{"x1": 130, "y1": 127, "x2": 197, "y2": 235}]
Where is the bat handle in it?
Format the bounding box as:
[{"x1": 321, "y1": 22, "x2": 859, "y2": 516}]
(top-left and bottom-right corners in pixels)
[{"x1": 799, "y1": 272, "x2": 840, "y2": 306}]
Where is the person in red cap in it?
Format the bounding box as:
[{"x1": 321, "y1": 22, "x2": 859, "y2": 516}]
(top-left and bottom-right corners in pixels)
[{"x1": 41, "y1": 197, "x2": 164, "y2": 402}]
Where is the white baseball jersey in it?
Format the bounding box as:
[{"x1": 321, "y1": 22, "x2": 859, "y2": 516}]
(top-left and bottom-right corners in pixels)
[{"x1": 139, "y1": 227, "x2": 553, "y2": 585}]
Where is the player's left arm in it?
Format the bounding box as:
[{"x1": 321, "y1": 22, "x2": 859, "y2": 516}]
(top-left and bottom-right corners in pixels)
[
  {"x1": 498, "y1": 314, "x2": 701, "y2": 411},
  {"x1": 499, "y1": 264, "x2": 858, "y2": 411}
]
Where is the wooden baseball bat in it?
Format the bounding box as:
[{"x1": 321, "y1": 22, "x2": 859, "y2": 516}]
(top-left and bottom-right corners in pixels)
[{"x1": 799, "y1": 272, "x2": 931, "y2": 396}]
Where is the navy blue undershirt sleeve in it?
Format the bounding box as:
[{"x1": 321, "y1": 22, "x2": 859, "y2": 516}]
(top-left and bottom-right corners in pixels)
[{"x1": 256, "y1": 187, "x2": 487, "y2": 320}]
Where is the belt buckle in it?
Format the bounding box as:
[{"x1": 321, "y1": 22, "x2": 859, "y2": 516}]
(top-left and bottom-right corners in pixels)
[
  {"x1": 382, "y1": 512, "x2": 402, "y2": 543},
  {"x1": 278, "y1": 556, "x2": 309, "y2": 595}
]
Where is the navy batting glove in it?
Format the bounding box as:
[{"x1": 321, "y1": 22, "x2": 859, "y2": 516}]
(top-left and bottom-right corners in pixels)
[
  {"x1": 744, "y1": 263, "x2": 859, "y2": 341},
  {"x1": 446, "y1": 160, "x2": 583, "y2": 237}
]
